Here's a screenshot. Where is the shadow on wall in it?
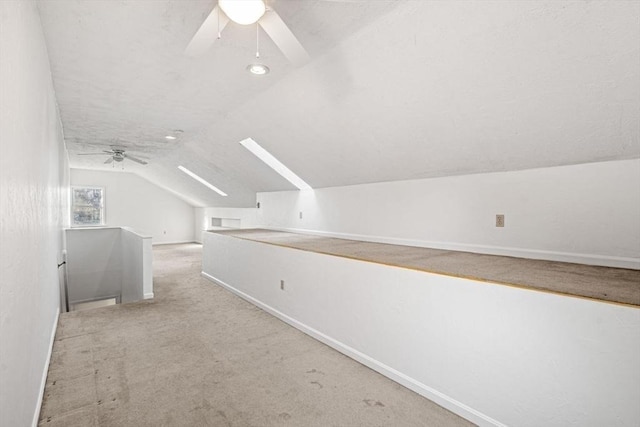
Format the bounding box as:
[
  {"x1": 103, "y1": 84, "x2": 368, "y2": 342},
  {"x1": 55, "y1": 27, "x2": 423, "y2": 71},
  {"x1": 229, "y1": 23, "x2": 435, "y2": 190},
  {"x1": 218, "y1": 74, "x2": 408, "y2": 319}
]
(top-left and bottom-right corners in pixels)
[{"x1": 64, "y1": 227, "x2": 153, "y2": 311}]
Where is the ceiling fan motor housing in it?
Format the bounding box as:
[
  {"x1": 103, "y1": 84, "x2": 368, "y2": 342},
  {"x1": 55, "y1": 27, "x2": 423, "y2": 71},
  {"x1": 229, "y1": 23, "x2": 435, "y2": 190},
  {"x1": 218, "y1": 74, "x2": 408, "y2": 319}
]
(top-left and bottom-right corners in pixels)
[{"x1": 113, "y1": 150, "x2": 125, "y2": 162}]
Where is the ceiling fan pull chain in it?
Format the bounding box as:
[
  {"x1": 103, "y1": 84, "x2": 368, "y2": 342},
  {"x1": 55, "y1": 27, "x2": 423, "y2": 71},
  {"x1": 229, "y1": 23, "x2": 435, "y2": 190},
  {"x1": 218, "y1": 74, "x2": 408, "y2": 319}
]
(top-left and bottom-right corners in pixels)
[
  {"x1": 217, "y1": 6, "x2": 221, "y2": 39},
  {"x1": 256, "y1": 22, "x2": 260, "y2": 59}
]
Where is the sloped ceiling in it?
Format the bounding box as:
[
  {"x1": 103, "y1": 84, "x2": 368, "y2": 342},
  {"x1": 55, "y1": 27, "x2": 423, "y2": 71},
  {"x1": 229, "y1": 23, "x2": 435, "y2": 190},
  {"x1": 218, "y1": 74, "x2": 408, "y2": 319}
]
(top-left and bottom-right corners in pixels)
[{"x1": 38, "y1": 0, "x2": 640, "y2": 207}]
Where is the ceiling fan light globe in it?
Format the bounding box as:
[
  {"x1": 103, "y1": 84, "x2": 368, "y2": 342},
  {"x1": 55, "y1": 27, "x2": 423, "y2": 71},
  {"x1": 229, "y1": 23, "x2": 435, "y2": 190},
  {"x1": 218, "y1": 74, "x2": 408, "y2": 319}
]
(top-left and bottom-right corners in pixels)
[{"x1": 219, "y1": 0, "x2": 265, "y2": 25}]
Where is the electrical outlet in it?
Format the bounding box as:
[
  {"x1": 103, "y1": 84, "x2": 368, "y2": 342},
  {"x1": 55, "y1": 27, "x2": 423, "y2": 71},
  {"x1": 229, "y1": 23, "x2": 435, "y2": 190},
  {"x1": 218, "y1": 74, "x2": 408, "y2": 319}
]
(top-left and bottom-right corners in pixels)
[
  {"x1": 496, "y1": 214, "x2": 505, "y2": 227},
  {"x1": 280, "y1": 280, "x2": 285, "y2": 290}
]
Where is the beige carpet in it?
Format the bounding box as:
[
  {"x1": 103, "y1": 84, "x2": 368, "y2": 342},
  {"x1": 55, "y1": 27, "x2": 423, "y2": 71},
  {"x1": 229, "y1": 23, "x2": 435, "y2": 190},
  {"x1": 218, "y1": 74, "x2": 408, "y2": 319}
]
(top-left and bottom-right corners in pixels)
[
  {"x1": 211, "y1": 229, "x2": 640, "y2": 307},
  {"x1": 39, "y1": 244, "x2": 473, "y2": 427}
]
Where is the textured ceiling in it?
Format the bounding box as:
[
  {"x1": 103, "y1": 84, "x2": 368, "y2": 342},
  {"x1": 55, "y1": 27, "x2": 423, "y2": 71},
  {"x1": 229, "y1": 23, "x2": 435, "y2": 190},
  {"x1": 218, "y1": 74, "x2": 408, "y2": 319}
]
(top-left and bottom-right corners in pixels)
[{"x1": 38, "y1": 0, "x2": 640, "y2": 207}]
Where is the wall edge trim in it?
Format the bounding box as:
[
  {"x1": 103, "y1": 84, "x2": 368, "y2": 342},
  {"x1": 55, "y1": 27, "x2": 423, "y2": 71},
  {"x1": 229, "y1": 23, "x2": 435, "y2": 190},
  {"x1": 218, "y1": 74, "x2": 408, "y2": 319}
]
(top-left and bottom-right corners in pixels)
[
  {"x1": 152, "y1": 240, "x2": 197, "y2": 246},
  {"x1": 201, "y1": 271, "x2": 506, "y2": 427},
  {"x1": 32, "y1": 307, "x2": 60, "y2": 427},
  {"x1": 265, "y1": 227, "x2": 640, "y2": 270}
]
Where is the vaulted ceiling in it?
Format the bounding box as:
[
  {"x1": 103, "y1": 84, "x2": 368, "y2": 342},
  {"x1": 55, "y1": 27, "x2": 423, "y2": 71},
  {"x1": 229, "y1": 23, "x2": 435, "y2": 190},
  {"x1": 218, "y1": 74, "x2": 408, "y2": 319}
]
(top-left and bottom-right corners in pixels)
[{"x1": 37, "y1": 0, "x2": 640, "y2": 207}]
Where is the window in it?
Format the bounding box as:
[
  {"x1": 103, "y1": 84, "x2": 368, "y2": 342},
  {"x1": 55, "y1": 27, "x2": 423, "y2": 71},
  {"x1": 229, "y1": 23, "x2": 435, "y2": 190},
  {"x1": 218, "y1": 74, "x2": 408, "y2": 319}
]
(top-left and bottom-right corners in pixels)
[{"x1": 71, "y1": 186, "x2": 104, "y2": 226}]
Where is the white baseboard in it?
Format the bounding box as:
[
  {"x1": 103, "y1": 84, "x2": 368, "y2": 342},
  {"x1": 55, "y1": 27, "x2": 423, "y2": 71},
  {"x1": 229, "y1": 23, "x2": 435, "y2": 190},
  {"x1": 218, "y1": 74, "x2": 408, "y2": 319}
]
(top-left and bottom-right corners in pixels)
[
  {"x1": 265, "y1": 227, "x2": 639, "y2": 270},
  {"x1": 152, "y1": 240, "x2": 198, "y2": 246},
  {"x1": 32, "y1": 307, "x2": 60, "y2": 427},
  {"x1": 143, "y1": 292, "x2": 154, "y2": 299},
  {"x1": 201, "y1": 271, "x2": 505, "y2": 427}
]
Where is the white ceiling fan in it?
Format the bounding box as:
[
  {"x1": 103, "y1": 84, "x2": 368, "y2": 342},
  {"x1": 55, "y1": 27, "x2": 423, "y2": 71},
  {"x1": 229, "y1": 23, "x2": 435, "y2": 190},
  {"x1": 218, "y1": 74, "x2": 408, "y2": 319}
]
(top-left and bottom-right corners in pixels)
[
  {"x1": 78, "y1": 148, "x2": 148, "y2": 165},
  {"x1": 185, "y1": 0, "x2": 310, "y2": 67}
]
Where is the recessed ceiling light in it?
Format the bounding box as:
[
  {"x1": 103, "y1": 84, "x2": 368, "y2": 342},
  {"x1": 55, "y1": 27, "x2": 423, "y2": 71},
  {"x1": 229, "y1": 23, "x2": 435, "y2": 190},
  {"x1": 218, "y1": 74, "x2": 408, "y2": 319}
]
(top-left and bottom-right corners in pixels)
[
  {"x1": 239, "y1": 138, "x2": 312, "y2": 190},
  {"x1": 178, "y1": 165, "x2": 228, "y2": 196},
  {"x1": 165, "y1": 130, "x2": 183, "y2": 140},
  {"x1": 247, "y1": 64, "x2": 270, "y2": 75}
]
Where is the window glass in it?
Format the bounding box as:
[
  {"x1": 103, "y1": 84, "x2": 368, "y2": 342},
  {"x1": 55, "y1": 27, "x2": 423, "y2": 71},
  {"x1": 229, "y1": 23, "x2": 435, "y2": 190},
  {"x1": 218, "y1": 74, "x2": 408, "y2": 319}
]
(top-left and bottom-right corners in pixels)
[{"x1": 71, "y1": 187, "x2": 104, "y2": 226}]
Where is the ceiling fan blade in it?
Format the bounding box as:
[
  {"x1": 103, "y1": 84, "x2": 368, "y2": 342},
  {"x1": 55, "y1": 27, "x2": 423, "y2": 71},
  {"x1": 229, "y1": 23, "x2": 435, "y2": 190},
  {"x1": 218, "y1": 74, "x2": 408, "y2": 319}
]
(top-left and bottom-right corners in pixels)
[
  {"x1": 185, "y1": 5, "x2": 230, "y2": 57},
  {"x1": 259, "y1": 10, "x2": 310, "y2": 67},
  {"x1": 124, "y1": 154, "x2": 148, "y2": 165},
  {"x1": 104, "y1": 157, "x2": 114, "y2": 164},
  {"x1": 77, "y1": 153, "x2": 109, "y2": 156}
]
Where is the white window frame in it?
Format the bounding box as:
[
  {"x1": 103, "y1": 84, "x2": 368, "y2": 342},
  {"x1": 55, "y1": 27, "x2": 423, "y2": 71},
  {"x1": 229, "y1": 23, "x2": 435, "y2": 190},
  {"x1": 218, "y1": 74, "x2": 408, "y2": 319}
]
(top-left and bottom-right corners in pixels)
[{"x1": 71, "y1": 186, "x2": 105, "y2": 227}]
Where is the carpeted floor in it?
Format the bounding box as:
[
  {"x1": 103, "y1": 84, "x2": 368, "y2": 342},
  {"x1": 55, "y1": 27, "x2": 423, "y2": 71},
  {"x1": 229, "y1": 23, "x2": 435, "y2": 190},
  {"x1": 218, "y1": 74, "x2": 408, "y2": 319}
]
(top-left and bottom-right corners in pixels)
[
  {"x1": 39, "y1": 244, "x2": 473, "y2": 427},
  {"x1": 211, "y1": 229, "x2": 640, "y2": 307}
]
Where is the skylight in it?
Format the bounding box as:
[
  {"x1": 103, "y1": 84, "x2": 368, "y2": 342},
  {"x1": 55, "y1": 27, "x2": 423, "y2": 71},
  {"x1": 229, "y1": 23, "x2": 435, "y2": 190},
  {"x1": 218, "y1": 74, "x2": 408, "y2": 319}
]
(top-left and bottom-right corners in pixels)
[
  {"x1": 239, "y1": 138, "x2": 312, "y2": 190},
  {"x1": 178, "y1": 165, "x2": 228, "y2": 196}
]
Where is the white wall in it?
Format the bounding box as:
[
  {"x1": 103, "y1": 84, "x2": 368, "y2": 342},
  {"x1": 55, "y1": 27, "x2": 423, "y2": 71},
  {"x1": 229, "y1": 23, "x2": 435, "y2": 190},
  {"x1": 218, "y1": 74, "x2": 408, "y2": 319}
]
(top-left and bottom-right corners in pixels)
[
  {"x1": 65, "y1": 228, "x2": 122, "y2": 304},
  {"x1": 71, "y1": 169, "x2": 195, "y2": 244},
  {"x1": 0, "y1": 2, "x2": 69, "y2": 426},
  {"x1": 120, "y1": 227, "x2": 153, "y2": 301},
  {"x1": 65, "y1": 227, "x2": 153, "y2": 304},
  {"x1": 256, "y1": 159, "x2": 640, "y2": 269},
  {"x1": 202, "y1": 232, "x2": 640, "y2": 427},
  {"x1": 194, "y1": 207, "x2": 258, "y2": 243}
]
